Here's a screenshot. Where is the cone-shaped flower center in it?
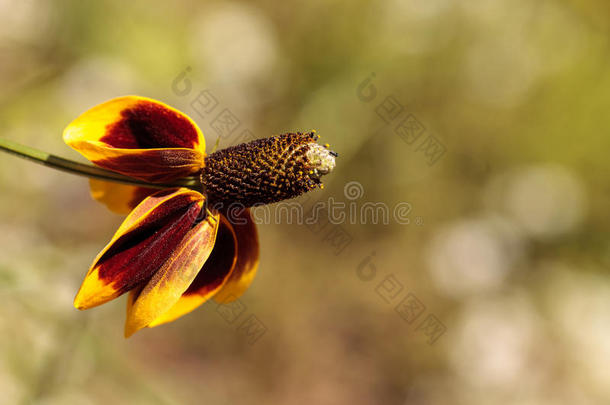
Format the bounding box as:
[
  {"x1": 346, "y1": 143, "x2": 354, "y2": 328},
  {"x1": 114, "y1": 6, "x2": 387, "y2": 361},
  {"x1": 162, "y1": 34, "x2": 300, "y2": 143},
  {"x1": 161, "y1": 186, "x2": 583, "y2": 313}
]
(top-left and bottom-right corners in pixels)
[{"x1": 201, "y1": 132, "x2": 336, "y2": 208}]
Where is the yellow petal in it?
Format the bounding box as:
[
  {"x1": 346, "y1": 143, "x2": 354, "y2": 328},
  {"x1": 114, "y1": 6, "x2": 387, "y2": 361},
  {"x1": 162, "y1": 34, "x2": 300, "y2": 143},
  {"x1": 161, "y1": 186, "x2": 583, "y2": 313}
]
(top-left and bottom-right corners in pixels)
[
  {"x1": 213, "y1": 209, "x2": 259, "y2": 303},
  {"x1": 146, "y1": 216, "x2": 238, "y2": 328},
  {"x1": 124, "y1": 213, "x2": 220, "y2": 337},
  {"x1": 89, "y1": 179, "x2": 157, "y2": 215},
  {"x1": 74, "y1": 188, "x2": 205, "y2": 310},
  {"x1": 63, "y1": 96, "x2": 206, "y2": 182}
]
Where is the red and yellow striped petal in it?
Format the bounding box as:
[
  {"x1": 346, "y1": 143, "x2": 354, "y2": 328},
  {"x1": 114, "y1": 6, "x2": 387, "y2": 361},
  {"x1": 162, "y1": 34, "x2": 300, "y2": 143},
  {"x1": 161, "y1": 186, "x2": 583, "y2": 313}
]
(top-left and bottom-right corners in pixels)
[
  {"x1": 145, "y1": 216, "x2": 238, "y2": 328},
  {"x1": 73, "y1": 188, "x2": 206, "y2": 310},
  {"x1": 89, "y1": 179, "x2": 157, "y2": 215},
  {"x1": 213, "y1": 208, "x2": 259, "y2": 304},
  {"x1": 124, "y1": 213, "x2": 219, "y2": 337},
  {"x1": 63, "y1": 96, "x2": 206, "y2": 182}
]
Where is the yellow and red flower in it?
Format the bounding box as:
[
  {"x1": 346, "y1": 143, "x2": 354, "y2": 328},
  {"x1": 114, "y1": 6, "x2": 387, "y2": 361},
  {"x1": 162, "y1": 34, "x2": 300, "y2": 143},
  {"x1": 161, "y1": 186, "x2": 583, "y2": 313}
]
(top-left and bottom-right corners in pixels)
[{"x1": 63, "y1": 96, "x2": 335, "y2": 337}]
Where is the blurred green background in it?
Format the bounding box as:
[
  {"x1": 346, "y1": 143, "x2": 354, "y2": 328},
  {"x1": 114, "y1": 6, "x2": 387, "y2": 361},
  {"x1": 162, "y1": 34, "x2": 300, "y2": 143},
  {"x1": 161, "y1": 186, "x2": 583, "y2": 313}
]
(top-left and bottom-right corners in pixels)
[{"x1": 2, "y1": 0, "x2": 610, "y2": 404}]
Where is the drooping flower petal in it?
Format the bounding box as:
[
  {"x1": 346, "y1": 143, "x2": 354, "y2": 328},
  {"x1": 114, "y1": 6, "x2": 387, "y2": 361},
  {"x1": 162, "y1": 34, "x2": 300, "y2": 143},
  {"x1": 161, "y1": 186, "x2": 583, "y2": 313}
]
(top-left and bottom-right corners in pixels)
[
  {"x1": 89, "y1": 179, "x2": 157, "y2": 215},
  {"x1": 213, "y1": 208, "x2": 259, "y2": 303},
  {"x1": 124, "y1": 212, "x2": 219, "y2": 337},
  {"x1": 63, "y1": 96, "x2": 205, "y2": 182},
  {"x1": 73, "y1": 188, "x2": 206, "y2": 310},
  {"x1": 144, "y1": 216, "x2": 238, "y2": 328}
]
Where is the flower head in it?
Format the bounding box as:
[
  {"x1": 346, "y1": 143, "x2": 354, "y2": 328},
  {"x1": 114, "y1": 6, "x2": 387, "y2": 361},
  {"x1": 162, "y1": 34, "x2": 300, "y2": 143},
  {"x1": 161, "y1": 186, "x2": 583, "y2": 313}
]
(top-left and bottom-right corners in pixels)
[
  {"x1": 63, "y1": 96, "x2": 335, "y2": 337},
  {"x1": 201, "y1": 131, "x2": 336, "y2": 207}
]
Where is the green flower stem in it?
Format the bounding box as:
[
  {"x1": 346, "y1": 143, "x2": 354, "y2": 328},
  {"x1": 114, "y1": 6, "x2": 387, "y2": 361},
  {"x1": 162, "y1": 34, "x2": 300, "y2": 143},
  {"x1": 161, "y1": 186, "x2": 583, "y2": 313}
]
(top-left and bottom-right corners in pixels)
[{"x1": 0, "y1": 138, "x2": 199, "y2": 190}]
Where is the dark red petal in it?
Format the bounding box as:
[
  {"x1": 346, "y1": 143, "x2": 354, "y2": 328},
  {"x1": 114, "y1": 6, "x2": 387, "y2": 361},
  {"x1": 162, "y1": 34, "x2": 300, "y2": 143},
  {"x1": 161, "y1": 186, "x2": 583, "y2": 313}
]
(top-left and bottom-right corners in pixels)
[
  {"x1": 213, "y1": 209, "x2": 259, "y2": 303},
  {"x1": 185, "y1": 219, "x2": 237, "y2": 296},
  {"x1": 144, "y1": 216, "x2": 237, "y2": 327},
  {"x1": 73, "y1": 189, "x2": 205, "y2": 309},
  {"x1": 63, "y1": 96, "x2": 206, "y2": 182},
  {"x1": 96, "y1": 194, "x2": 200, "y2": 292},
  {"x1": 91, "y1": 149, "x2": 203, "y2": 182},
  {"x1": 101, "y1": 100, "x2": 200, "y2": 149}
]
